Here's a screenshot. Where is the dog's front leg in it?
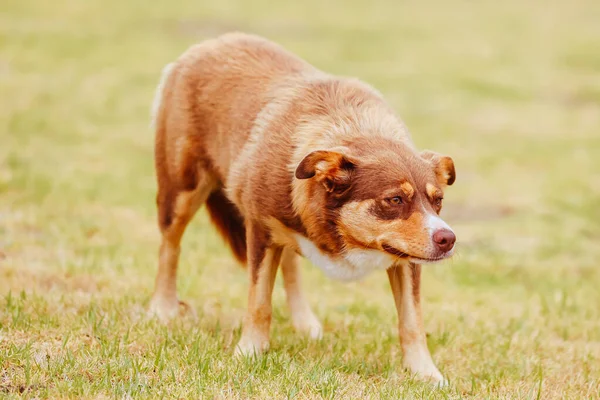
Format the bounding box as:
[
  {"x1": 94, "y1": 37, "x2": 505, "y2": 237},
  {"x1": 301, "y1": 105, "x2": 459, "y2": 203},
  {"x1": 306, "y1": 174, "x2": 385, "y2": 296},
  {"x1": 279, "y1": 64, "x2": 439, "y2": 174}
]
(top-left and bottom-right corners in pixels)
[
  {"x1": 236, "y1": 224, "x2": 282, "y2": 356},
  {"x1": 280, "y1": 248, "x2": 323, "y2": 339},
  {"x1": 387, "y1": 262, "x2": 445, "y2": 385}
]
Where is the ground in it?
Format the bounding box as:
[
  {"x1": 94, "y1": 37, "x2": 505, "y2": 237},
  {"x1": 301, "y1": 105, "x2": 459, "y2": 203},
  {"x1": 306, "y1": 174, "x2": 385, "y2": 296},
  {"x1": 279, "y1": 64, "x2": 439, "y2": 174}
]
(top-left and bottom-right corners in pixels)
[{"x1": 1, "y1": 0, "x2": 600, "y2": 398}]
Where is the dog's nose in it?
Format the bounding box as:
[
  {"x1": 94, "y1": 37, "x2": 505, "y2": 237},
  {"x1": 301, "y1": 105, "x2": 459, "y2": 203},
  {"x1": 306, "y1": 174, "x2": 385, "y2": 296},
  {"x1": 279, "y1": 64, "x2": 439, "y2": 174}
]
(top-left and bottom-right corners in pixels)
[{"x1": 432, "y1": 229, "x2": 456, "y2": 252}]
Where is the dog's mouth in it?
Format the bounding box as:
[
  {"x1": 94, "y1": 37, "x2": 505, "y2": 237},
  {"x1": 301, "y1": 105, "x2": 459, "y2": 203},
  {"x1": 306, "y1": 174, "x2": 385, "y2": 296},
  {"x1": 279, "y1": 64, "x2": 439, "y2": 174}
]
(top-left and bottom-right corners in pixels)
[
  {"x1": 381, "y1": 243, "x2": 410, "y2": 258},
  {"x1": 381, "y1": 243, "x2": 452, "y2": 263}
]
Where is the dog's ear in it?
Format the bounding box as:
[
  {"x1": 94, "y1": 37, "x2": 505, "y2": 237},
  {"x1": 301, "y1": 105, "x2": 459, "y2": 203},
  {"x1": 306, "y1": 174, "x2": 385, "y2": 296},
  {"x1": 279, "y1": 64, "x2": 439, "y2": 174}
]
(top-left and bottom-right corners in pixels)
[
  {"x1": 295, "y1": 149, "x2": 356, "y2": 193},
  {"x1": 421, "y1": 150, "x2": 456, "y2": 187}
]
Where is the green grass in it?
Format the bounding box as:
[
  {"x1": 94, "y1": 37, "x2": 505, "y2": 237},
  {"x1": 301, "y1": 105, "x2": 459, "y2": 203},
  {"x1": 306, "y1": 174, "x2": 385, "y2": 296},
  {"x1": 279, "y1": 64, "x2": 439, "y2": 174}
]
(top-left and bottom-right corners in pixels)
[{"x1": 1, "y1": 0, "x2": 600, "y2": 398}]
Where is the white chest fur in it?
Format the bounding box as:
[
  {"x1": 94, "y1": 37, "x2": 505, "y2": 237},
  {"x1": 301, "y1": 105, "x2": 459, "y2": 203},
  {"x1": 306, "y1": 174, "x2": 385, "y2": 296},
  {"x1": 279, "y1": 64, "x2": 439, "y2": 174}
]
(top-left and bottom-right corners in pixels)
[{"x1": 293, "y1": 234, "x2": 396, "y2": 281}]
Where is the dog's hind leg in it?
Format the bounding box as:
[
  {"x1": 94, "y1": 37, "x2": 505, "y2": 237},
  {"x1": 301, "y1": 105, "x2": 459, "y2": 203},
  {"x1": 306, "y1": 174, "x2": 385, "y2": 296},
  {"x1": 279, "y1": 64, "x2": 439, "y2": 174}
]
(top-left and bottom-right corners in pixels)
[
  {"x1": 148, "y1": 61, "x2": 218, "y2": 322},
  {"x1": 149, "y1": 171, "x2": 216, "y2": 322},
  {"x1": 280, "y1": 248, "x2": 322, "y2": 339}
]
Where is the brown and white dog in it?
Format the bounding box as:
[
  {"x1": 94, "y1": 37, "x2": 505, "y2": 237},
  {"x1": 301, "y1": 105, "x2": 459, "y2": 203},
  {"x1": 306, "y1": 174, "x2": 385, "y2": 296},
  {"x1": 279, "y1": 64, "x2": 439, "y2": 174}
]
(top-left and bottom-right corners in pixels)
[{"x1": 149, "y1": 33, "x2": 456, "y2": 384}]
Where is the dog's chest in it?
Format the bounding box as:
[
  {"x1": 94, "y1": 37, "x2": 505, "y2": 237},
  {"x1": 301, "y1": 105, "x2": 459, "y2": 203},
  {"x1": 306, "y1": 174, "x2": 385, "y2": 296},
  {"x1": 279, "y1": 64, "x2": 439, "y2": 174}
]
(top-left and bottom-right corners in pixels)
[{"x1": 293, "y1": 235, "x2": 396, "y2": 281}]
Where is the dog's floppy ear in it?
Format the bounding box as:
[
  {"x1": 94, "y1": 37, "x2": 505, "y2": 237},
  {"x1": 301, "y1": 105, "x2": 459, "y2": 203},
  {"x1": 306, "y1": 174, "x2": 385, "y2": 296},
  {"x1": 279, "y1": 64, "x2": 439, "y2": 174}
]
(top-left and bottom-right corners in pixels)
[
  {"x1": 295, "y1": 149, "x2": 356, "y2": 193},
  {"x1": 421, "y1": 150, "x2": 456, "y2": 186}
]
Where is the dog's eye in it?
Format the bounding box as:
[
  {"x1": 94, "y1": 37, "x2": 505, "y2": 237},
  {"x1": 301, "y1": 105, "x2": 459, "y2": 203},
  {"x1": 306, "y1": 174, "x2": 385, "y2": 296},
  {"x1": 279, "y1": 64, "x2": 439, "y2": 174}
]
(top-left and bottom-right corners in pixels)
[
  {"x1": 388, "y1": 196, "x2": 403, "y2": 205},
  {"x1": 435, "y1": 198, "x2": 443, "y2": 207}
]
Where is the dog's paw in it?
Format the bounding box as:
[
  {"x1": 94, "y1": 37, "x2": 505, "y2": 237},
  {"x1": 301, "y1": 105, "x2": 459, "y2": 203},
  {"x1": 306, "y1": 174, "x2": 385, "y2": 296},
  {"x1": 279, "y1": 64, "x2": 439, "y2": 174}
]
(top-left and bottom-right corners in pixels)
[
  {"x1": 292, "y1": 311, "x2": 323, "y2": 340},
  {"x1": 148, "y1": 296, "x2": 196, "y2": 323},
  {"x1": 148, "y1": 296, "x2": 179, "y2": 322},
  {"x1": 234, "y1": 336, "x2": 269, "y2": 358},
  {"x1": 403, "y1": 356, "x2": 445, "y2": 385}
]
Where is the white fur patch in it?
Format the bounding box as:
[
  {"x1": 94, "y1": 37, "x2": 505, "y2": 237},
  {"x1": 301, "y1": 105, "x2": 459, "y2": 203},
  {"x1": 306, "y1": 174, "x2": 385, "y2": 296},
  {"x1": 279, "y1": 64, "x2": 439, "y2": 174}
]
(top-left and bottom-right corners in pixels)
[
  {"x1": 425, "y1": 214, "x2": 453, "y2": 236},
  {"x1": 150, "y1": 62, "x2": 175, "y2": 129},
  {"x1": 294, "y1": 234, "x2": 396, "y2": 281}
]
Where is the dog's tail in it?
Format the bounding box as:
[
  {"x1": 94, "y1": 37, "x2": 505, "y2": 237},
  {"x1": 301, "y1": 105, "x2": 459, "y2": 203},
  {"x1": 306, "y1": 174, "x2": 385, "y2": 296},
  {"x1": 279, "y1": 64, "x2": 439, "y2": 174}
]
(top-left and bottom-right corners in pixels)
[{"x1": 205, "y1": 189, "x2": 247, "y2": 265}]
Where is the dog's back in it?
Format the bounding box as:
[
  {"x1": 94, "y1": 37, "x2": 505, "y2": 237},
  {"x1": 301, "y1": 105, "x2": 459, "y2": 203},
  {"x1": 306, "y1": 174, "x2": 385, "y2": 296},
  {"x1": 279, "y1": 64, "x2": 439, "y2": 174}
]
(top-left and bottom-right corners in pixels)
[{"x1": 153, "y1": 33, "x2": 312, "y2": 187}]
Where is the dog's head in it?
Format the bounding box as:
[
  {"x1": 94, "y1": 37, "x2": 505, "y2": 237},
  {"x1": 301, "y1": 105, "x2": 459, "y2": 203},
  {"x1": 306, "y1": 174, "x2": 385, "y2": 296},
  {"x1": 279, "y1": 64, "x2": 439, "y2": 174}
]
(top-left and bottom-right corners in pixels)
[{"x1": 294, "y1": 138, "x2": 456, "y2": 263}]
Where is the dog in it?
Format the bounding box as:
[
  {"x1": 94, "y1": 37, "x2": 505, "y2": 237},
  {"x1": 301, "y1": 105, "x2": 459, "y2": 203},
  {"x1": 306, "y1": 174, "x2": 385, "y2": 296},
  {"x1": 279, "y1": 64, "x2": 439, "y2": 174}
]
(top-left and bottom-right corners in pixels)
[{"x1": 148, "y1": 32, "x2": 456, "y2": 384}]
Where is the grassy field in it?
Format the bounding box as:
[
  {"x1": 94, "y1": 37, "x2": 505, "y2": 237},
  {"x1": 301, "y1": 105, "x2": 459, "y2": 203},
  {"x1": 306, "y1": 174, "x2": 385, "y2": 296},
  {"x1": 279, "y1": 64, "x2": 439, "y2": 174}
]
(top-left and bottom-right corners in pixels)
[{"x1": 1, "y1": 0, "x2": 600, "y2": 398}]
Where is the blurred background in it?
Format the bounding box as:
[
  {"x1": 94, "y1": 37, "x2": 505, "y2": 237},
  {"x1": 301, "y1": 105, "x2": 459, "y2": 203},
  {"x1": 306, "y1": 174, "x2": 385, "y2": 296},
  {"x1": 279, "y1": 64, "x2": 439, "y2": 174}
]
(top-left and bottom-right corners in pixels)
[{"x1": 1, "y1": 0, "x2": 599, "y2": 398}]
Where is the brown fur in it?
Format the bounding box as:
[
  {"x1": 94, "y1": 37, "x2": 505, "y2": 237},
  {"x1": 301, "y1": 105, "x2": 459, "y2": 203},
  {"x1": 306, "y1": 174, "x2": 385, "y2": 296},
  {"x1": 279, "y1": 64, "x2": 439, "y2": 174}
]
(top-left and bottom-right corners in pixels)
[{"x1": 148, "y1": 32, "x2": 456, "y2": 383}]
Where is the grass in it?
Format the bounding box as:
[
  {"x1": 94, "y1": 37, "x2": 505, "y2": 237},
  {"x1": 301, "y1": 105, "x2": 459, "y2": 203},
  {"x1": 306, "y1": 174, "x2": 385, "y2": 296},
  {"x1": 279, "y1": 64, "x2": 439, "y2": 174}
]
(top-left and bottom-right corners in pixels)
[{"x1": 1, "y1": 0, "x2": 600, "y2": 398}]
